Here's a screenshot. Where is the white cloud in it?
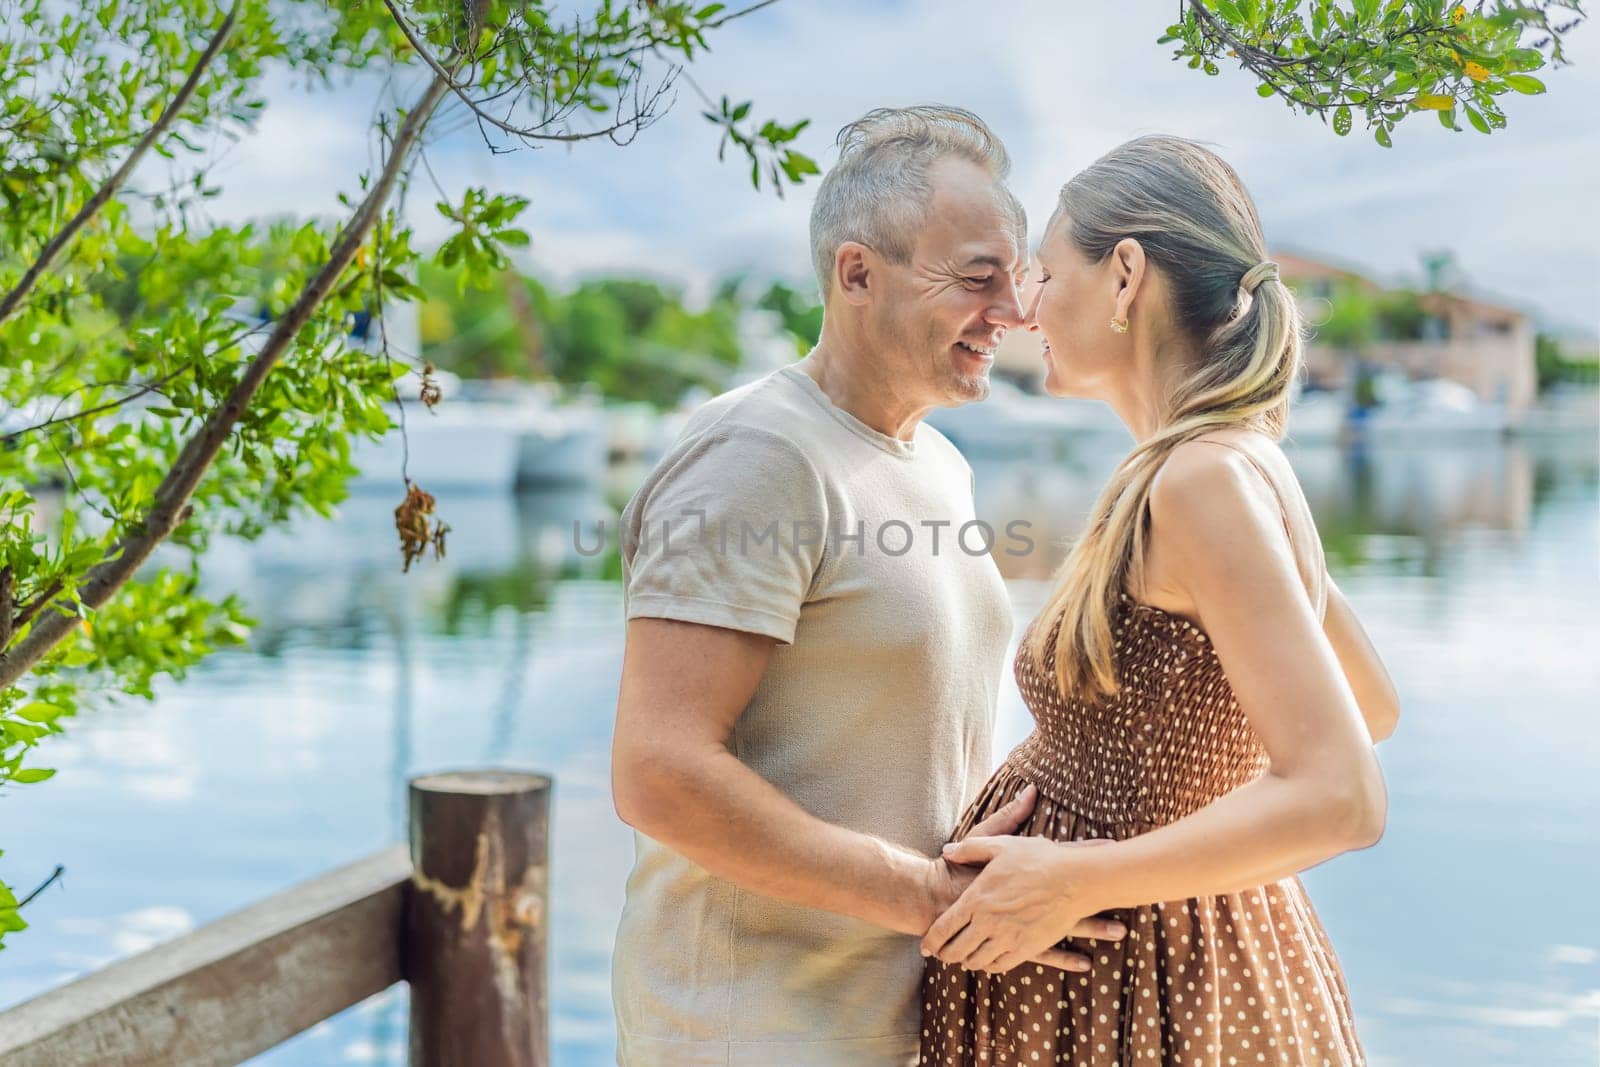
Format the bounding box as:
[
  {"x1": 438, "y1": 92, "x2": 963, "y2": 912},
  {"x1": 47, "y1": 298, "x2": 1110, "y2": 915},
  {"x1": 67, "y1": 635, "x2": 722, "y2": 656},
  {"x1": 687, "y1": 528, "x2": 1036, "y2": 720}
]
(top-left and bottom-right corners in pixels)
[
  {"x1": 1380, "y1": 987, "x2": 1600, "y2": 1030},
  {"x1": 194, "y1": 3, "x2": 1598, "y2": 330},
  {"x1": 55, "y1": 905, "x2": 196, "y2": 965},
  {"x1": 1547, "y1": 944, "x2": 1600, "y2": 966},
  {"x1": 341, "y1": 1038, "x2": 405, "y2": 1063}
]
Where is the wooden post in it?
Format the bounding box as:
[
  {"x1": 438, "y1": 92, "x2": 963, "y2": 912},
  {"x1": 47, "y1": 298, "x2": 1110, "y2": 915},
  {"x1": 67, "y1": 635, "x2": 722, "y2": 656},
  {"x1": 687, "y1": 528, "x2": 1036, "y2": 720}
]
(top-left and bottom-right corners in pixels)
[{"x1": 406, "y1": 770, "x2": 552, "y2": 1067}]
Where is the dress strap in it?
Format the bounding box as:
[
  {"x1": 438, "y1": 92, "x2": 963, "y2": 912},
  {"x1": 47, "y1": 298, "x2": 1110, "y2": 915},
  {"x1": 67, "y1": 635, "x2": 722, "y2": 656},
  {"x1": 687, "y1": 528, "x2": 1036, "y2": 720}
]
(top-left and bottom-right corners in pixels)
[{"x1": 1192, "y1": 437, "x2": 1328, "y2": 619}]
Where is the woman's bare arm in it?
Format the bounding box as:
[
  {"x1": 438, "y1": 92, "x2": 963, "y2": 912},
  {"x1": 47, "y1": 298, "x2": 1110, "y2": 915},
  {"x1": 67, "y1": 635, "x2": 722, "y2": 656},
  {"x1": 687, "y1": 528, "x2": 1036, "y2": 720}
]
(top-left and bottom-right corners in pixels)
[
  {"x1": 1323, "y1": 577, "x2": 1401, "y2": 742},
  {"x1": 924, "y1": 442, "x2": 1391, "y2": 969}
]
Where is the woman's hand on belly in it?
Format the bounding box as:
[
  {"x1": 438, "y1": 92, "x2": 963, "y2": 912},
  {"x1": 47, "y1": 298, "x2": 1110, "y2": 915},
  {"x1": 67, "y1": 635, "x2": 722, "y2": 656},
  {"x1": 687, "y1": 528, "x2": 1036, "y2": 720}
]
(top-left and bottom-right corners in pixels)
[
  {"x1": 911, "y1": 783, "x2": 1042, "y2": 943},
  {"x1": 921, "y1": 835, "x2": 1125, "y2": 974}
]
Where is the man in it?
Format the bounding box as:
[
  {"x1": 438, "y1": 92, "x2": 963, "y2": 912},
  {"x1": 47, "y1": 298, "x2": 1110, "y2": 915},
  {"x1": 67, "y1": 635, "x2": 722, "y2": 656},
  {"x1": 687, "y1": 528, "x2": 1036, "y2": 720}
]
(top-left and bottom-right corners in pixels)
[{"x1": 610, "y1": 106, "x2": 1113, "y2": 1066}]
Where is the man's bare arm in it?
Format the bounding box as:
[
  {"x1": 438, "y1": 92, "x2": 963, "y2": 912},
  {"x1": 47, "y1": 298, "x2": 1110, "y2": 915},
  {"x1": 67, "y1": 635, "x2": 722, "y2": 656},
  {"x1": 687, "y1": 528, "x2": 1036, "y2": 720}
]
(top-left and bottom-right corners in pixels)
[{"x1": 613, "y1": 616, "x2": 961, "y2": 935}]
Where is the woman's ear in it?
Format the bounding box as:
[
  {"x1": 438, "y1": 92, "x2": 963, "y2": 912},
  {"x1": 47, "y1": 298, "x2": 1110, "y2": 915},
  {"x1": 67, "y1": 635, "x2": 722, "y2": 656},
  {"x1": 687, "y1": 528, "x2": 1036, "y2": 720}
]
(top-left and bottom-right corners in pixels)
[{"x1": 1111, "y1": 238, "x2": 1147, "y2": 324}]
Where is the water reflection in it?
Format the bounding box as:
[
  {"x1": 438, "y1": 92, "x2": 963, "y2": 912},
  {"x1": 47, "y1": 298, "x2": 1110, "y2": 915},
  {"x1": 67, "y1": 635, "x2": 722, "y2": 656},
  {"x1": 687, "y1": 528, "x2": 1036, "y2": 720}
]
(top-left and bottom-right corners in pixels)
[
  {"x1": 207, "y1": 486, "x2": 619, "y2": 656},
  {"x1": 0, "y1": 437, "x2": 1593, "y2": 1066},
  {"x1": 975, "y1": 436, "x2": 1592, "y2": 583}
]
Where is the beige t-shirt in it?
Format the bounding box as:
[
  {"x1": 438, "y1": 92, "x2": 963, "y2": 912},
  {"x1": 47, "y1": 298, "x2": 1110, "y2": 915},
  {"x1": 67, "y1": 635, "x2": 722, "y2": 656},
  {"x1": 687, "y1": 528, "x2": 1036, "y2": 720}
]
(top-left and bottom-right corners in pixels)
[{"x1": 612, "y1": 364, "x2": 1013, "y2": 1065}]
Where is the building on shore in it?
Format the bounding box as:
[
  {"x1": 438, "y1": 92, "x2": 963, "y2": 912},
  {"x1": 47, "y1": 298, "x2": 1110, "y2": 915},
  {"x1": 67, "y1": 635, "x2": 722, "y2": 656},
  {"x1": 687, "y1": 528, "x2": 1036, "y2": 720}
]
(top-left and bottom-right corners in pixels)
[{"x1": 1275, "y1": 250, "x2": 1537, "y2": 422}]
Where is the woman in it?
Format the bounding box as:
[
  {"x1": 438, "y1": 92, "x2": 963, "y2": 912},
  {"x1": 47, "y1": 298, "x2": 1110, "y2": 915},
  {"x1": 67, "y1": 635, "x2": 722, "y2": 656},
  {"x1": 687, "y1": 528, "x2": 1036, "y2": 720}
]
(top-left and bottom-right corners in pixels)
[{"x1": 918, "y1": 136, "x2": 1400, "y2": 1066}]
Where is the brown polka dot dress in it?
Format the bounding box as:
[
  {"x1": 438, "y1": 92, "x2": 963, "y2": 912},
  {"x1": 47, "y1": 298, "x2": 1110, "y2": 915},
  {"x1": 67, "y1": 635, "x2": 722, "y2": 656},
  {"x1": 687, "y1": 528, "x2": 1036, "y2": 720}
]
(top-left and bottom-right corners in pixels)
[{"x1": 919, "y1": 596, "x2": 1364, "y2": 1065}]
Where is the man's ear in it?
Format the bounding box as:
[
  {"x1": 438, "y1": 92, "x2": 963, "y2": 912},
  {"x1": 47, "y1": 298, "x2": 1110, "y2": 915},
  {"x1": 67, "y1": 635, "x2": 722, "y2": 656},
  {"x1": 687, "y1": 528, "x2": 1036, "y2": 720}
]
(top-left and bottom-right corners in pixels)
[{"x1": 834, "y1": 242, "x2": 874, "y2": 307}]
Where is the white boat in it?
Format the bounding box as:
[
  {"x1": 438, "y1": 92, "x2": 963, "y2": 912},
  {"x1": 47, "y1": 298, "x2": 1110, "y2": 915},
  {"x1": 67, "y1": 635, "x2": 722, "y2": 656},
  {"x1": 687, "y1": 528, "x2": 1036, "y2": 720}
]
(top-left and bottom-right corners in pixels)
[
  {"x1": 350, "y1": 377, "x2": 608, "y2": 493},
  {"x1": 924, "y1": 379, "x2": 1126, "y2": 460},
  {"x1": 606, "y1": 401, "x2": 665, "y2": 464},
  {"x1": 348, "y1": 398, "x2": 527, "y2": 493},
  {"x1": 1355, "y1": 377, "x2": 1510, "y2": 443},
  {"x1": 515, "y1": 400, "x2": 609, "y2": 487},
  {"x1": 466, "y1": 380, "x2": 610, "y2": 488}
]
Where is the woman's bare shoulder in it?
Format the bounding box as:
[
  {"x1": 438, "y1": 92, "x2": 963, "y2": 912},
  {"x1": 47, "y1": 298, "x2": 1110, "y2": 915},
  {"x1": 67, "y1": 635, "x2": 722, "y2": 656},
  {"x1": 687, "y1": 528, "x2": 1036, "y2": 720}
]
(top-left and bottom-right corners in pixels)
[
  {"x1": 1149, "y1": 432, "x2": 1280, "y2": 517},
  {"x1": 1146, "y1": 428, "x2": 1325, "y2": 614}
]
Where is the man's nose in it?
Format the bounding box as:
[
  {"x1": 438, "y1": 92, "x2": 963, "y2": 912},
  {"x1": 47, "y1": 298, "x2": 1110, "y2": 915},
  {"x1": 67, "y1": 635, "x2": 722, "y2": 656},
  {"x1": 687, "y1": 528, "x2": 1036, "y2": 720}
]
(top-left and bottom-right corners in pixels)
[{"x1": 986, "y1": 284, "x2": 1027, "y2": 330}]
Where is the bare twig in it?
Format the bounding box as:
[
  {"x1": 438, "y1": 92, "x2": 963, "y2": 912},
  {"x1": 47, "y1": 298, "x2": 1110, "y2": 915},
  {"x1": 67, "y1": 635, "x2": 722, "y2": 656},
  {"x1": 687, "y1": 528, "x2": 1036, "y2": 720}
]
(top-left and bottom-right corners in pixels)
[
  {"x1": 0, "y1": 567, "x2": 13, "y2": 650},
  {"x1": 706, "y1": 0, "x2": 782, "y2": 29},
  {"x1": 369, "y1": 128, "x2": 414, "y2": 489},
  {"x1": 18, "y1": 866, "x2": 65, "y2": 908},
  {"x1": 379, "y1": 0, "x2": 721, "y2": 149},
  {"x1": 10, "y1": 578, "x2": 62, "y2": 634},
  {"x1": 0, "y1": 365, "x2": 194, "y2": 445}
]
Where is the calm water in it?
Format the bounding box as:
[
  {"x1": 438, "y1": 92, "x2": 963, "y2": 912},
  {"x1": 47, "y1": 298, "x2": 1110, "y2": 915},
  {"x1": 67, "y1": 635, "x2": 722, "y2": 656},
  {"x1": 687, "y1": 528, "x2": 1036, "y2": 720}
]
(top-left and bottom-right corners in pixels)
[{"x1": 1, "y1": 435, "x2": 1596, "y2": 1066}]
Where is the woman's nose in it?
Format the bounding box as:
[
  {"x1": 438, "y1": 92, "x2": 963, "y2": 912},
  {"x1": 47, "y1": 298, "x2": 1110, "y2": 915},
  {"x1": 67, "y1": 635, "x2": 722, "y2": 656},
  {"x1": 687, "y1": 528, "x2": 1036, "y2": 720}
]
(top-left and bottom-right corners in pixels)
[{"x1": 1021, "y1": 285, "x2": 1042, "y2": 330}]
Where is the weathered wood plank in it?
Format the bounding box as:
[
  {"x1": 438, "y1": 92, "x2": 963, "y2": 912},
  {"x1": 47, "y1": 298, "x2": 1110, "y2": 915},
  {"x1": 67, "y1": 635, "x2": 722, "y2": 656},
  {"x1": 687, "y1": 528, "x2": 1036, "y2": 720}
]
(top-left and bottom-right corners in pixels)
[
  {"x1": 0, "y1": 846, "x2": 411, "y2": 1067},
  {"x1": 407, "y1": 769, "x2": 551, "y2": 1067}
]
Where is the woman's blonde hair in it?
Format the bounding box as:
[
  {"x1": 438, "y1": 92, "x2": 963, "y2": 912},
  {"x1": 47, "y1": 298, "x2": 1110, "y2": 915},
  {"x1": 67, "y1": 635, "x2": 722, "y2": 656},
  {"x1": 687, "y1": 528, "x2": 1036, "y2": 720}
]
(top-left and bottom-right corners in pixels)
[{"x1": 1028, "y1": 135, "x2": 1304, "y2": 700}]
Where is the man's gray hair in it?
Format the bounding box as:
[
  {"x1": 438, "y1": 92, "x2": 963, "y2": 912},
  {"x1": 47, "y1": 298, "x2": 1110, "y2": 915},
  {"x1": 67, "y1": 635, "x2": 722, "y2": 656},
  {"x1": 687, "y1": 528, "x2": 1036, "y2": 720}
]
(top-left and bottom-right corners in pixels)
[{"x1": 809, "y1": 105, "x2": 1023, "y2": 299}]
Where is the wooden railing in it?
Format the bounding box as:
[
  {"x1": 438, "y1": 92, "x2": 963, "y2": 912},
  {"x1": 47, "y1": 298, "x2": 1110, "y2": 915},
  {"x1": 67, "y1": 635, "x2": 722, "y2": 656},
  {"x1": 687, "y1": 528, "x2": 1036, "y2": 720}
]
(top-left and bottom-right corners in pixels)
[{"x1": 0, "y1": 769, "x2": 553, "y2": 1067}]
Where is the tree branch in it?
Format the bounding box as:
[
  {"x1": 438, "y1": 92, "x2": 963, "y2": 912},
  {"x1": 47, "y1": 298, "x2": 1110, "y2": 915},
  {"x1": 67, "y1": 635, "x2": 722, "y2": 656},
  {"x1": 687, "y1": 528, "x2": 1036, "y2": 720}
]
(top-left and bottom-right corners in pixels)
[
  {"x1": 0, "y1": 71, "x2": 453, "y2": 689},
  {"x1": 0, "y1": 4, "x2": 241, "y2": 327}
]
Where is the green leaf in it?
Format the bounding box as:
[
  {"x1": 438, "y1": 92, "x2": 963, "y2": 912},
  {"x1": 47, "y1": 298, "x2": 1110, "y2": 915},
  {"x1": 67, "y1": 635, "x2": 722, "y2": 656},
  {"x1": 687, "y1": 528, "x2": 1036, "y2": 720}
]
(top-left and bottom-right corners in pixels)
[
  {"x1": 784, "y1": 152, "x2": 819, "y2": 177},
  {"x1": 11, "y1": 768, "x2": 56, "y2": 784},
  {"x1": 1503, "y1": 74, "x2": 1546, "y2": 95},
  {"x1": 13, "y1": 702, "x2": 63, "y2": 723},
  {"x1": 1333, "y1": 105, "x2": 1352, "y2": 136},
  {"x1": 1375, "y1": 125, "x2": 1393, "y2": 148},
  {"x1": 1257, "y1": 82, "x2": 1276, "y2": 98},
  {"x1": 1464, "y1": 104, "x2": 1491, "y2": 134},
  {"x1": 2, "y1": 721, "x2": 49, "y2": 744}
]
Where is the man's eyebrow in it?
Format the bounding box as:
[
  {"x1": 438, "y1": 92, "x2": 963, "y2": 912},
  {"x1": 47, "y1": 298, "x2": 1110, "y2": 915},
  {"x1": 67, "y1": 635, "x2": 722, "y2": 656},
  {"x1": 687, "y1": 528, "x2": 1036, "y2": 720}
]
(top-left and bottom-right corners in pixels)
[{"x1": 958, "y1": 254, "x2": 1012, "y2": 271}]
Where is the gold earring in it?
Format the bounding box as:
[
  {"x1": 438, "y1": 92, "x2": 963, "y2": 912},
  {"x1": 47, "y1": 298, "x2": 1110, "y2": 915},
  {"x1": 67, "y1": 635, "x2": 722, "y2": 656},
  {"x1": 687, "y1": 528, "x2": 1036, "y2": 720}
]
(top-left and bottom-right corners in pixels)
[{"x1": 1109, "y1": 316, "x2": 1129, "y2": 334}]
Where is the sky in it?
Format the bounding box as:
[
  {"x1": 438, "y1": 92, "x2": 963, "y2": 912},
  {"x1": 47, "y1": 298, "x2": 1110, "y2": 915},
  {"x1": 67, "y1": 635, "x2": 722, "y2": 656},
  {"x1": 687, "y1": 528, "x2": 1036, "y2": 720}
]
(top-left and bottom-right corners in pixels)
[{"x1": 195, "y1": 1, "x2": 1598, "y2": 339}]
